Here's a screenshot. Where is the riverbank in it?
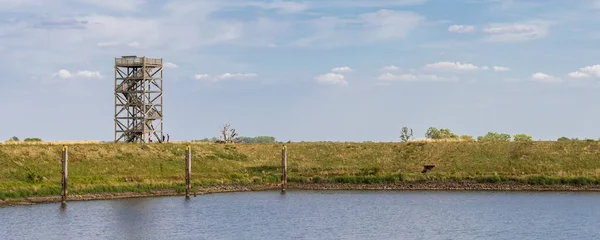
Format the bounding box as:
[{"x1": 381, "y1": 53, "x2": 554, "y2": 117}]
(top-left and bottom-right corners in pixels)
[
  {"x1": 4, "y1": 181, "x2": 600, "y2": 206},
  {"x1": 3, "y1": 141, "x2": 600, "y2": 204}
]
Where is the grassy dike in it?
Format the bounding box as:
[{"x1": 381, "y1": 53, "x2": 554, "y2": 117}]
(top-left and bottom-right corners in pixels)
[{"x1": 2, "y1": 141, "x2": 600, "y2": 204}]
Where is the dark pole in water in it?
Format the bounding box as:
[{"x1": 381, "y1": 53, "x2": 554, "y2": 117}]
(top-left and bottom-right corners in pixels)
[
  {"x1": 281, "y1": 145, "x2": 287, "y2": 192},
  {"x1": 61, "y1": 145, "x2": 68, "y2": 206},
  {"x1": 185, "y1": 145, "x2": 191, "y2": 199}
]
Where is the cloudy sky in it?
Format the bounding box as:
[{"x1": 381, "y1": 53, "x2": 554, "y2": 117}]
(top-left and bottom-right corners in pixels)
[{"x1": 1, "y1": 0, "x2": 600, "y2": 142}]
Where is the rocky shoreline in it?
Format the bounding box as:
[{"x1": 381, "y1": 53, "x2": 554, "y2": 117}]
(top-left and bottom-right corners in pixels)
[{"x1": 3, "y1": 181, "x2": 600, "y2": 207}]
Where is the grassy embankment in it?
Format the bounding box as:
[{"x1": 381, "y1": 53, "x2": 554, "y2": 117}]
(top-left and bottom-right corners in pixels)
[{"x1": 2, "y1": 141, "x2": 600, "y2": 202}]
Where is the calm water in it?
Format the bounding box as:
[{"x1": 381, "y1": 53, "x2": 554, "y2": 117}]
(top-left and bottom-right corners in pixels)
[{"x1": 1, "y1": 190, "x2": 600, "y2": 239}]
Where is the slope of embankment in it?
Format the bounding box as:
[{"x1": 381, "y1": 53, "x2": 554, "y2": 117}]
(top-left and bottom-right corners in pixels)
[{"x1": 2, "y1": 141, "x2": 600, "y2": 205}]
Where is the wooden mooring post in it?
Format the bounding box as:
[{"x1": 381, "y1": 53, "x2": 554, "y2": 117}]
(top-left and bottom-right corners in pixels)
[
  {"x1": 281, "y1": 145, "x2": 287, "y2": 192},
  {"x1": 185, "y1": 145, "x2": 191, "y2": 199},
  {"x1": 61, "y1": 145, "x2": 68, "y2": 206}
]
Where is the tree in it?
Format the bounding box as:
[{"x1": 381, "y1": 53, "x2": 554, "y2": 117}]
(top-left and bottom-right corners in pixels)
[
  {"x1": 439, "y1": 128, "x2": 458, "y2": 139},
  {"x1": 221, "y1": 123, "x2": 231, "y2": 142},
  {"x1": 512, "y1": 134, "x2": 532, "y2": 142},
  {"x1": 425, "y1": 127, "x2": 458, "y2": 140},
  {"x1": 229, "y1": 128, "x2": 238, "y2": 143},
  {"x1": 477, "y1": 132, "x2": 511, "y2": 142},
  {"x1": 557, "y1": 137, "x2": 573, "y2": 141},
  {"x1": 425, "y1": 127, "x2": 441, "y2": 139},
  {"x1": 400, "y1": 127, "x2": 413, "y2": 142},
  {"x1": 221, "y1": 122, "x2": 238, "y2": 144},
  {"x1": 24, "y1": 138, "x2": 42, "y2": 142},
  {"x1": 7, "y1": 136, "x2": 19, "y2": 142}
]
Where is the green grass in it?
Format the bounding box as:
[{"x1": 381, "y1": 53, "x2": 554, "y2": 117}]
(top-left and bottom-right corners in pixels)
[{"x1": 2, "y1": 141, "x2": 600, "y2": 200}]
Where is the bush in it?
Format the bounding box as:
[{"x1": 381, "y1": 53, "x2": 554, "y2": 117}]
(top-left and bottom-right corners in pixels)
[
  {"x1": 557, "y1": 137, "x2": 571, "y2": 141},
  {"x1": 513, "y1": 134, "x2": 532, "y2": 142},
  {"x1": 425, "y1": 127, "x2": 458, "y2": 140},
  {"x1": 477, "y1": 132, "x2": 511, "y2": 142},
  {"x1": 24, "y1": 138, "x2": 42, "y2": 142},
  {"x1": 7, "y1": 136, "x2": 19, "y2": 142}
]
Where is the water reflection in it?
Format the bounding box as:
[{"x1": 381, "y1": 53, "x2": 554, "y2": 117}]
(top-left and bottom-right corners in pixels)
[{"x1": 1, "y1": 191, "x2": 600, "y2": 239}]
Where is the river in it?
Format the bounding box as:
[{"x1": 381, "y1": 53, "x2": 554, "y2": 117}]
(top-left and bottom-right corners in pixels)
[{"x1": 1, "y1": 190, "x2": 599, "y2": 239}]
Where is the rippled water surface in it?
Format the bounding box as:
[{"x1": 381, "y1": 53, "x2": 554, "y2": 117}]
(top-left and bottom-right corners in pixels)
[{"x1": 2, "y1": 190, "x2": 600, "y2": 239}]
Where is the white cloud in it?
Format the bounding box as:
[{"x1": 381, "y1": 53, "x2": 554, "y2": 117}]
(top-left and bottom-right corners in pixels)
[
  {"x1": 482, "y1": 21, "x2": 550, "y2": 42},
  {"x1": 194, "y1": 74, "x2": 210, "y2": 80},
  {"x1": 424, "y1": 61, "x2": 479, "y2": 71},
  {"x1": 255, "y1": 0, "x2": 309, "y2": 13},
  {"x1": 568, "y1": 65, "x2": 600, "y2": 78},
  {"x1": 568, "y1": 72, "x2": 590, "y2": 78},
  {"x1": 164, "y1": 62, "x2": 178, "y2": 68},
  {"x1": 97, "y1": 41, "x2": 120, "y2": 47},
  {"x1": 195, "y1": 72, "x2": 258, "y2": 82},
  {"x1": 292, "y1": 9, "x2": 425, "y2": 47},
  {"x1": 127, "y1": 41, "x2": 141, "y2": 48},
  {"x1": 493, "y1": 66, "x2": 510, "y2": 71},
  {"x1": 54, "y1": 69, "x2": 72, "y2": 79},
  {"x1": 315, "y1": 73, "x2": 347, "y2": 85},
  {"x1": 448, "y1": 25, "x2": 475, "y2": 33},
  {"x1": 76, "y1": 70, "x2": 101, "y2": 78},
  {"x1": 217, "y1": 73, "x2": 258, "y2": 79},
  {"x1": 482, "y1": 66, "x2": 490, "y2": 70},
  {"x1": 79, "y1": 0, "x2": 146, "y2": 11},
  {"x1": 378, "y1": 73, "x2": 417, "y2": 81},
  {"x1": 378, "y1": 73, "x2": 458, "y2": 82},
  {"x1": 331, "y1": 66, "x2": 353, "y2": 73},
  {"x1": 52, "y1": 69, "x2": 101, "y2": 79},
  {"x1": 360, "y1": 10, "x2": 423, "y2": 41},
  {"x1": 381, "y1": 65, "x2": 400, "y2": 71},
  {"x1": 531, "y1": 72, "x2": 561, "y2": 83}
]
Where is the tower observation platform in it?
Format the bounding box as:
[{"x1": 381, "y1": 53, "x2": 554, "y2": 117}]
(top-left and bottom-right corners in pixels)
[{"x1": 114, "y1": 56, "x2": 164, "y2": 143}]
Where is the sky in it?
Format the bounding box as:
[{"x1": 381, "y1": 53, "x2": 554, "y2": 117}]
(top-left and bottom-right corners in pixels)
[{"x1": 1, "y1": 0, "x2": 600, "y2": 142}]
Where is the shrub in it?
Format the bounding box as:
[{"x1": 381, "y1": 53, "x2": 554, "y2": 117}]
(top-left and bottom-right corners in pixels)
[
  {"x1": 477, "y1": 132, "x2": 511, "y2": 142},
  {"x1": 24, "y1": 138, "x2": 42, "y2": 142},
  {"x1": 513, "y1": 134, "x2": 532, "y2": 142},
  {"x1": 557, "y1": 137, "x2": 571, "y2": 141},
  {"x1": 425, "y1": 127, "x2": 458, "y2": 140}
]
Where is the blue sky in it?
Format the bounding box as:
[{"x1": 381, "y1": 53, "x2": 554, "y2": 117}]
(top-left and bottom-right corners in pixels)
[{"x1": 1, "y1": 0, "x2": 600, "y2": 142}]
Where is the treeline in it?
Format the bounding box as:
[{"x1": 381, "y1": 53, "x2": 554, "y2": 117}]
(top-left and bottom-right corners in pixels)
[
  {"x1": 5, "y1": 136, "x2": 42, "y2": 142},
  {"x1": 424, "y1": 127, "x2": 532, "y2": 142},
  {"x1": 193, "y1": 136, "x2": 277, "y2": 144},
  {"x1": 402, "y1": 127, "x2": 587, "y2": 142}
]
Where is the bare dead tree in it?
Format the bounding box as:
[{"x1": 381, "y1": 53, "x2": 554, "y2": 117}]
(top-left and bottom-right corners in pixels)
[
  {"x1": 229, "y1": 128, "x2": 238, "y2": 143},
  {"x1": 222, "y1": 123, "x2": 231, "y2": 142}
]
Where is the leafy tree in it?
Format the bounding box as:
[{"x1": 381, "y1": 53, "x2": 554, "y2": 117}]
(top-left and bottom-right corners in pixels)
[
  {"x1": 459, "y1": 135, "x2": 474, "y2": 141},
  {"x1": 512, "y1": 134, "x2": 532, "y2": 142},
  {"x1": 7, "y1": 136, "x2": 19, "y2": 142},
  {"x1": 425, "y1": 127, "x2": 441, "y2": 139},
  {"x1": 477, "y1": 132, "x2": 511, "y2": 142},
  {"x1": 557, "y1": 137, "x2": 571, "y2": 141},
  {"x1": 24, "y1": 138, "x2": 42, "y2": 142},
  {"x1": 400, "y1": 127, "x2": 413, "y2": 142},
  {"x1": 425, "y1": 127, "x2": 458, "y2": 139},
  {"x1": 439, "y1": 128, "x2": 458, "y2": 139}
]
